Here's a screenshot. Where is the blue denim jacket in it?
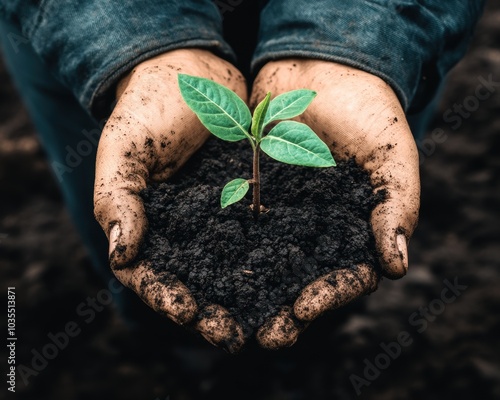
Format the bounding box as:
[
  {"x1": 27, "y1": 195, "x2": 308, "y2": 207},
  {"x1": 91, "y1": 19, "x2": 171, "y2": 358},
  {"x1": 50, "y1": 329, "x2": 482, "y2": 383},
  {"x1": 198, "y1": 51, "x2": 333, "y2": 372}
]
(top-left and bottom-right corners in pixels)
[
  {"x1": 0, "y1": 0, "x2": 485, "y2": 117},
  {"x1": 254, "y1": 0, "x2": 486, "y2": 113},
  {"x1": 0, "y1": 1, "x2": 234, "y2": 118}
]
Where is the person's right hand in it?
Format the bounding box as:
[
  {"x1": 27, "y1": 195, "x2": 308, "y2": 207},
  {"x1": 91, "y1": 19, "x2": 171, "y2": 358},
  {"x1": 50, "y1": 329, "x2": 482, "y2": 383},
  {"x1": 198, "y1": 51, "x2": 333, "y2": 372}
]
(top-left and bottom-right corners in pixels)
[{"x1": 93, "y1": 49, "x2": 248, "y2": 353}]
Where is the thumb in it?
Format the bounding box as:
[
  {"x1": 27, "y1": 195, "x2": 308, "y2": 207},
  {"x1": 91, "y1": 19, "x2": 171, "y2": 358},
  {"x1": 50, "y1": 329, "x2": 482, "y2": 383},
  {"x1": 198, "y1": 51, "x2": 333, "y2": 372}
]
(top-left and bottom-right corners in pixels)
[
  {"x1": 367, "y1": 130, "x2": 420, "y2": 279},
  {"x1": 94, "y1": 113, "x2": 149, "y2": 269}
]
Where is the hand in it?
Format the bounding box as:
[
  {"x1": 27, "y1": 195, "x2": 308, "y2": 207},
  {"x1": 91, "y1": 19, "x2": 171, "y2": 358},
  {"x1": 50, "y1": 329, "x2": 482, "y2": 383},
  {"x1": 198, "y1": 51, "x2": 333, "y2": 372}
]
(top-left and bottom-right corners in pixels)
[
  {"x1": 94, "y1": 49, "x2": 248, "y2": 352},
  {"x1": 250, "y1": 59, "x2": 420, "y2": 348}
]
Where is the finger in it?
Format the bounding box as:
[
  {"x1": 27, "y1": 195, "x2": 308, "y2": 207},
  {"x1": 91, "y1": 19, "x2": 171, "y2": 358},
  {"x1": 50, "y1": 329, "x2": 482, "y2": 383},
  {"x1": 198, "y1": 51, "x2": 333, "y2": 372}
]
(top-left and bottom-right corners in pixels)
[
  {"x1": 256, "y1": 307, "x2": 308, "y2": 349},
  {"x1": 370, "y1": 193, "x2": 418, "y2": 279},
  {"x1": 294, "y1": 264, "x2": 379, "y2": 321},
  {"x1": 113, "y1": 261, "x2": 197, "y2": 325},
  {"x1": 364, "y1": 126, "x2": 420, "y2": 279},
  {"x1": 94, "y1": 114, "x2": 150, "y2": 268},
  {"x1": 195, "y1": 304, "x2": 245, "y2": 354}
]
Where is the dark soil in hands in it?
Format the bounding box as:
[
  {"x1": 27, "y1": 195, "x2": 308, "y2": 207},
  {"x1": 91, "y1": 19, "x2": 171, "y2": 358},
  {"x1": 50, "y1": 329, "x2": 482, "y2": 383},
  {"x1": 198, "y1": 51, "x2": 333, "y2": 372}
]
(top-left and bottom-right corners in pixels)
[
  {"x1": 139, "y1": 138, "x2": 383, "y2": 338},
  {"x1": 3, "y1": 2, "x2": 499, "y2": 399}
]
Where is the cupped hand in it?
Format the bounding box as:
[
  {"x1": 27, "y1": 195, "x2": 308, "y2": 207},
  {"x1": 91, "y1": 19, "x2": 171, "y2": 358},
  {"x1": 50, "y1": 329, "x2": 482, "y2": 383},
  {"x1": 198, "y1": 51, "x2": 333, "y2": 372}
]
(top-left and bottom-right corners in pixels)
[
  {"x1": 250, "y1": 59, "x2": 420, "y2": 349},
  {"x1": 94, "y1": 49, "x2": 248, "y2": 353}
]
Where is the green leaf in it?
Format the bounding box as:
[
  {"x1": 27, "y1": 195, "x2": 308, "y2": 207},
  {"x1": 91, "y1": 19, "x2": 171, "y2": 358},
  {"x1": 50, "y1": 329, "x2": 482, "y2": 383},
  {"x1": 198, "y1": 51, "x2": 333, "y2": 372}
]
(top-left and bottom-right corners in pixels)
[
  {"x1": 221, "y1": 178, "x2": 250, "y2": 208},
  {"x1": 251, "y1": 92, "x2": 271, "y2": 140},
  {"x1": 178, "y1": 74, "x2": 251, "y2": 142},
  {"x1": 261, "y1": 121, "x2": 336, "y2": 167},
  {"x1": 264, "y1": 89, "x2": 317, "y2": 126}
]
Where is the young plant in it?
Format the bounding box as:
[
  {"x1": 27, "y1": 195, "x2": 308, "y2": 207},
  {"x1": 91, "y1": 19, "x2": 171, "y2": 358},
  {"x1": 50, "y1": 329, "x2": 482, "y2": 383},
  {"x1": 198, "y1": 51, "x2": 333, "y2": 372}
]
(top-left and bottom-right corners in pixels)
[{"x1": 178, "y1": 73, "x2": 336, "y2": 220}]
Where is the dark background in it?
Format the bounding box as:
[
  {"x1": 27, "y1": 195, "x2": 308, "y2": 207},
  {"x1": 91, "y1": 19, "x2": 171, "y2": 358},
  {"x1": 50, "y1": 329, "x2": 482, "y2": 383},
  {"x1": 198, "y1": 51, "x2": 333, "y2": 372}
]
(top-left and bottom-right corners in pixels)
[{"x1": 1, "y1": 1, "x2": 499, "y2": 399}]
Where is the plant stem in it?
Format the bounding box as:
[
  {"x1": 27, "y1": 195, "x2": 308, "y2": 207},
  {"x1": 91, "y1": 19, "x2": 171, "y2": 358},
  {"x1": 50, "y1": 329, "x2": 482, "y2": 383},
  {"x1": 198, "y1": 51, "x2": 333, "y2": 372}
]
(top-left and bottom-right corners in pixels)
[{"x1": 252, "y1": 143, "x2": 261, "y2": 221}]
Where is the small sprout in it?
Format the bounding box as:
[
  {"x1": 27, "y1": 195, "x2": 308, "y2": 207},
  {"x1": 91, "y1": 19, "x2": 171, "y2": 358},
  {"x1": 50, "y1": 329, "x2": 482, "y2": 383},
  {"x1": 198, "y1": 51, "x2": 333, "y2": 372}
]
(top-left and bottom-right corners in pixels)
[{"x1": 178, "y1": 74, "x2": 336, "y2": 220}]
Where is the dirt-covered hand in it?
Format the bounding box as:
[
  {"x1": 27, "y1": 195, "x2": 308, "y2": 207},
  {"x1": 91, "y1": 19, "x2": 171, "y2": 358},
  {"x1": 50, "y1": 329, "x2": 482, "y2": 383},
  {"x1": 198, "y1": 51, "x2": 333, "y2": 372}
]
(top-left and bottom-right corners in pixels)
[
  {"x1": 94, "y1": 49, "x2": 247, "y2": 352},
  {"x1": 250, "y1": 59, "x2": 420, "y2": 349}
]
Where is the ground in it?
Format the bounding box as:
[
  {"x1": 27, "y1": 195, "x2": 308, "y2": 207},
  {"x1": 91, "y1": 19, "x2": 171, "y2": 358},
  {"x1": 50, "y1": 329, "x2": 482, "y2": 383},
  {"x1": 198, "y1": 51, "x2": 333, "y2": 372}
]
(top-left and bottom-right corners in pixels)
[{"x1": 1, "y1": 2, "x2": 499, "y2": 399}]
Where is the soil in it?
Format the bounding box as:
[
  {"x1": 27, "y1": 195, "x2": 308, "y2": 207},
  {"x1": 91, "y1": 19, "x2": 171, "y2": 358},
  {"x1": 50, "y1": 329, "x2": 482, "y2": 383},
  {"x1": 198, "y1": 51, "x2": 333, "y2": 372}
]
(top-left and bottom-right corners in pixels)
[
  {"x1": 139, "y1": 138, "x2": 383, "y2": 338},
  {"x1": 1, "y1": 1, "x2": 499, "y2": 399}
]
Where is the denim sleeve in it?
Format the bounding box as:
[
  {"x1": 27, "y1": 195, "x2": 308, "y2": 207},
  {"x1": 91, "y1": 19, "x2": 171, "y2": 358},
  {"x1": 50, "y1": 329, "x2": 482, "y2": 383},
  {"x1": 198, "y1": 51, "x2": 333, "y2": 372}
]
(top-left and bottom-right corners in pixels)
[
  {"x1": 0, "y1": 0, "x2": 233, "y2": 118},
  {"x1": 253, "y1": 0, "x2": 486, "y2": 113}
]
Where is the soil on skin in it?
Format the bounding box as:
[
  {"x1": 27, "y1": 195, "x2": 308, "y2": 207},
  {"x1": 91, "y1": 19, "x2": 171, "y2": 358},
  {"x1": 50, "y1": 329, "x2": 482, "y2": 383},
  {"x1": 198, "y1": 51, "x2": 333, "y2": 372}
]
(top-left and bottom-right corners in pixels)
[
  {"x1": 139, "y1": 138, "x2": 383, "y2": 337},
  {"x1": 2, "y1": 2, "x2": 499, "y2": 399}
]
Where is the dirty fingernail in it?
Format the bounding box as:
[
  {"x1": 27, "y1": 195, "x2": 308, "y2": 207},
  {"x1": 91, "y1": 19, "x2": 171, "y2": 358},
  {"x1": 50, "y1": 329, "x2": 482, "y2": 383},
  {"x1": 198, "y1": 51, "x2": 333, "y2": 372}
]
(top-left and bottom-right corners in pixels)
[
  {"x1": 109, "y1": 224, "x2": 121, "y2": 257},
  {"x1": 396, "y1": 234, "x2": 408, "y2": 274}
]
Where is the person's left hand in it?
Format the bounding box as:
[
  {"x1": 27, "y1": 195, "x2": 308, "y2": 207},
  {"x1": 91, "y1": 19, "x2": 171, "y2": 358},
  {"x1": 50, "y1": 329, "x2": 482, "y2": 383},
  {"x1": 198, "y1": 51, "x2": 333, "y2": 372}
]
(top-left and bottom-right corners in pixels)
[{"x1": 250, "y1": 58, "x2": 420, "y2": 349}]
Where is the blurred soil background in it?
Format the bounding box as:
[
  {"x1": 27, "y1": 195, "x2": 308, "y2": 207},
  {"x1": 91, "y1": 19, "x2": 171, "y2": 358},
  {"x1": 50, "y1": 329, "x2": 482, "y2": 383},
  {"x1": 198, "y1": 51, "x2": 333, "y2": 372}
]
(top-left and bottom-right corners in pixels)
[{"x1": 1, "y1": 1, "x2": 499, "y2": 399}]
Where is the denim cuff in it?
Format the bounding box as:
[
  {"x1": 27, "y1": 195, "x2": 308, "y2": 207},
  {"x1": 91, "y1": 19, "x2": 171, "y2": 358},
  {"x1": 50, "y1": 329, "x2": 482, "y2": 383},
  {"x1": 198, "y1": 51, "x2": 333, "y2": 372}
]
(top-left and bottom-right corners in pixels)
[
  {"x1": 253, "y1": 0, "x2": 485, "y2": 113},
  {"x1": 1, "y1": 0, "x2": 234, "y2": 119}
]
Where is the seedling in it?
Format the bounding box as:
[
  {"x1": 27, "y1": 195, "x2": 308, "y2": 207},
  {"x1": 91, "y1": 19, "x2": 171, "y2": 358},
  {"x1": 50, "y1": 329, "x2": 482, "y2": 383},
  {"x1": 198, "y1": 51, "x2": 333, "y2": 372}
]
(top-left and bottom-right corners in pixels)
[{"x1": 178, "y1": 74, "x2": 336, "y2": 220}]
